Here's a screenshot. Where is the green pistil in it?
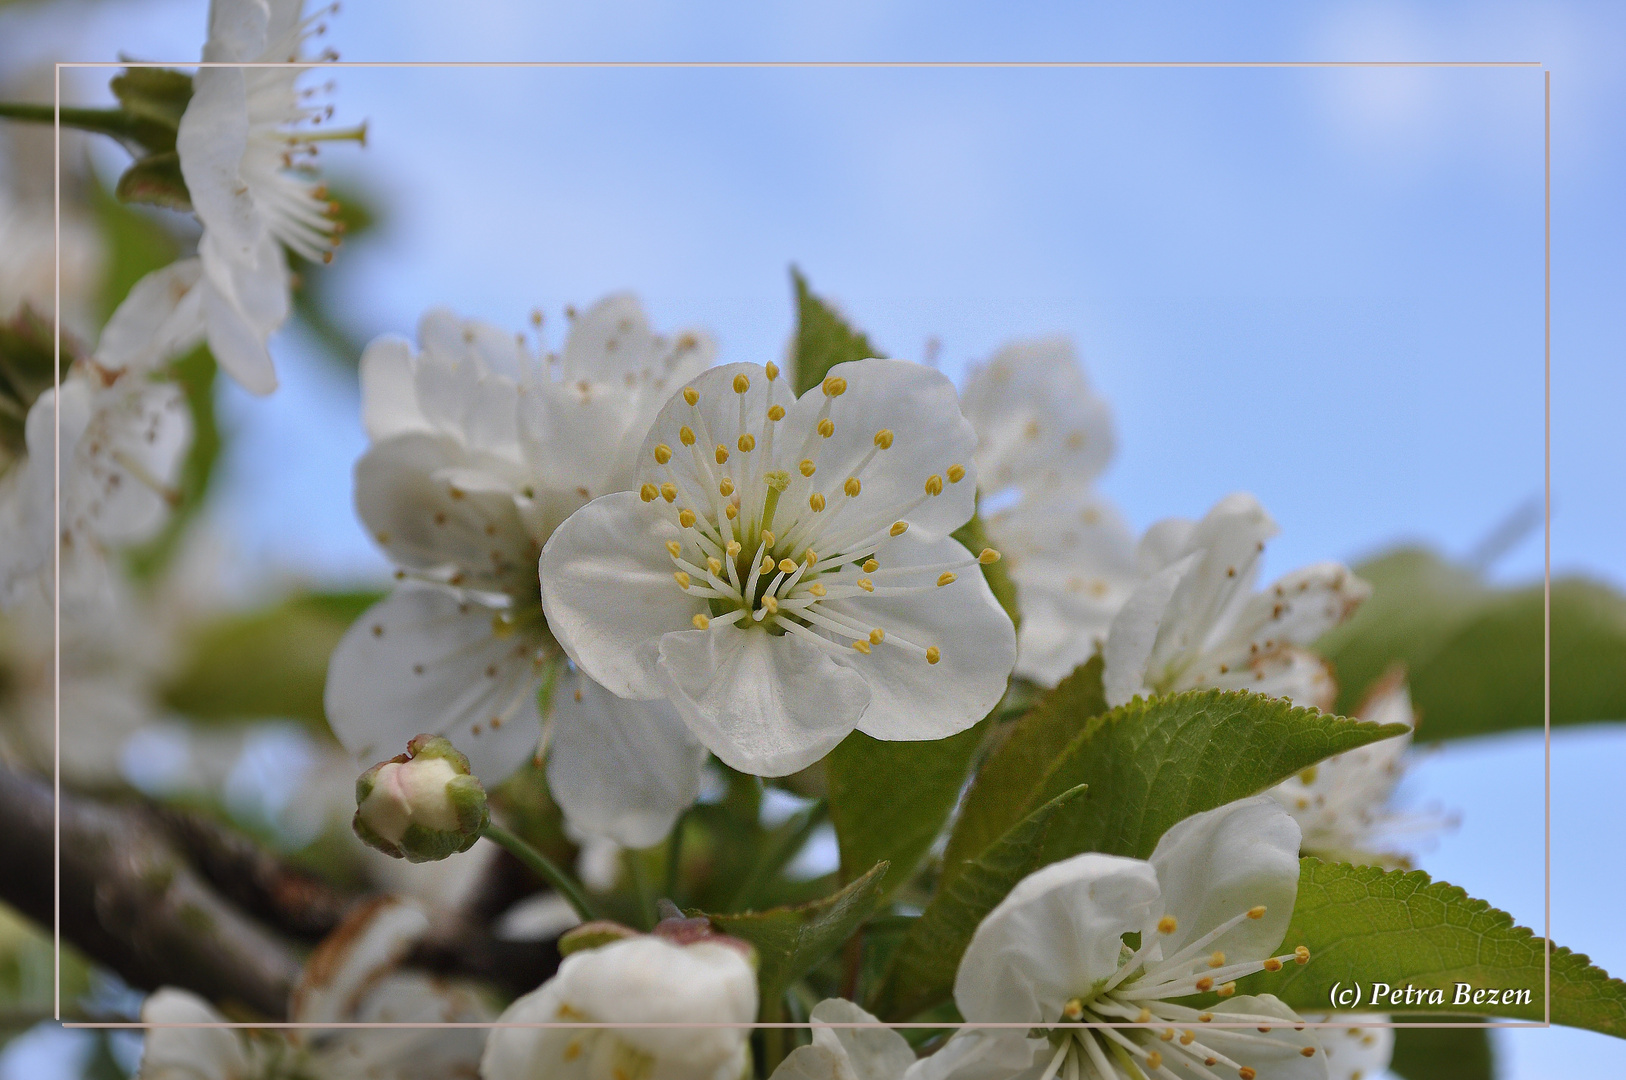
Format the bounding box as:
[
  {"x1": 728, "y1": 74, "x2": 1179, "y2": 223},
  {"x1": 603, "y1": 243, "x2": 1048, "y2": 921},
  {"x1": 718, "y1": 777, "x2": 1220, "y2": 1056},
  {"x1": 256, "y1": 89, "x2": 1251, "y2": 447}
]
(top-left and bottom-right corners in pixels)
[{"x1": 758, "y1": 470, "x2": 790, "y2": 537}]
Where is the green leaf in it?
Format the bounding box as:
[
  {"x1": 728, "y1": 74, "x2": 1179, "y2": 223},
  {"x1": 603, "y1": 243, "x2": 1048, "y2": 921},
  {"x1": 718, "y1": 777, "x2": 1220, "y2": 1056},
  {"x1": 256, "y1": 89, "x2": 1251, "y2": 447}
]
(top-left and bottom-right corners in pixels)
[
  {"x1": 939, "y1": 657, "x2": 1106, "y2": 890},
  {"x1": 1388, "y1": 1023, "x2": 1494, "y2": 1080},
  {"x1": 697, "y1": 861, "x2": 890, "y2": 1016},
  {"x1": 789, "y1": 267, "x2": 881, "y2": 396},
  {"x1": 826, "y1": 721, "x2": 986, "y2": 904},
  {"x1": 1029, "y1": 689, "x2": 1410, "y2": 866},
  {"x1": 115, "y1": 152, "x2": 192, "y2": 212},
  {"x1": 109, "y1": 67, "x2": 193, "y2": 131},
  {"x1": 950, "y1": 511, "x2": 1020, "y2": 628},
  {"x1": 1240, "y1": 860, "x2": 1626, "y2": 1038},
  {"x1": 1319, "y1": 547, "x2": 1626, "y2": 737},
  {"x1": 92, "y1": 175, "x2": 180, "y2": 323},
  {"x1": 871, "y1": 784, "x2": 1089, "y2": 1020},
  {"x1": 0, "y1": 308, "x2": 65, "y2": 461},
  {"x1": 158, "y1": 590, "x2": 384, "y2": 730}
]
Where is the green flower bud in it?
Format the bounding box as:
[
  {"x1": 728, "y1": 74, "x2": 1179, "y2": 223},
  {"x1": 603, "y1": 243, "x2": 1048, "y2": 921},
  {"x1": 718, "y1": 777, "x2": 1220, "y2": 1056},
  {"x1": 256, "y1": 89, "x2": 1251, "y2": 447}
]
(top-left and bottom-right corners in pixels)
[{"x1": 353, "y1": 734, "x2": 488, "y2": 863}]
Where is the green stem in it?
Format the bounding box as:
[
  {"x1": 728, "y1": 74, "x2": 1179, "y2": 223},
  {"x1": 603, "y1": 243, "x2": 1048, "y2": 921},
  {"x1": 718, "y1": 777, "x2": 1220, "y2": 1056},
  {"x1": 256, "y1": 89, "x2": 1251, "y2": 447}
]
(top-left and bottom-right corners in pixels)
[
  {"x1": 0, "y1": 102, "x2": 144, "y2": 142},
  {"x1": 626, "y1": 848, "x2": 658, "y2": 931},
  {"x1": 761, "y1": 993, "x2": 788, "y2": 1075},
  {"x1": 481, "y1": 821, "x2": 604, "y2": 924}
]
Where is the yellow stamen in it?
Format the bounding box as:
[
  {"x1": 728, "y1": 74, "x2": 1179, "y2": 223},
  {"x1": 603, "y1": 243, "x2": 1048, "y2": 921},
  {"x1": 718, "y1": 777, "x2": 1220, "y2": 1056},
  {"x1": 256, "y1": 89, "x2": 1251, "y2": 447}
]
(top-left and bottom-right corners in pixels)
[
  {"x1": 818, "y1": 418, "x2": 834, "y2": 438},
  {"x1": 1209, "y1": 951, "x2": 1227, "y2": 968},
  {"x1": 869, "y1": 628, "x2": 885, "y2": 644},
  {"x1": 733, "y1": 373, "x2": 751, "y2": 394},
  {"x1": 862, "y1": 559, "x2": 879, "y2": 572},
  {"x1": 851, "y1": 639, "x2": 870, "y2": 653},
  {"x1": 738, "y1": 433, "x2": 756, "y2": 452},
  {"x1": 1300, "y1": 1047, "x2": 1316, "y2": 1058},
  {"x1": 857, "y1": 578, "x2": 874, "y2": 592},
  {"x1": 767, "y1": 404, "x2": 786, "y2": 421},
  {"x1": 807, "y1": 582, "x2": 827, "y2": 597},
  {"x1": 978, "y1": 548, "x2": 1001, "y2": 564},
  {"x1": 639, "y1": 483, "x2": 659, "y2": 502},
  {"x1": 725, "y1": 504, "x2": 739, "y2": 520},
  {"x1": 682, "y1": 387, "x2": 699, "y2": 406},
  {"x1": 660, "y1": 482, "x2": 678, "y2": 502},
  {"x1": 665, "y1": 541, "x2": 683, "y2": 558},
  {"x1": 803, "y1": 548, "x2": 817, "y2": 565},
  {"x1": 716, "y1": 444, "x2": 730, "y2": 464},
  {"x1": 726, "y1": 541, "x2": 742, "y2": 558},
  {"x1": 1248, "y1": 906, "x2": 1267, "y2": 919},
  {"x1": 1136, "y1": 1008, "x2": 1152, "y2": 1023},
  {"x1": 1217, "y1": 982, "x2": 1237, "y2": 997},
  {"x1": 1179, "y1": 1032, "x2": 1195, "y2": 1046},
  {"x1": 679, "y1": 509, "x2": 697, "y2": 528},
  {"x1": 707, "y1": 557, "x2": 723, "y2": 575},
  {"x1": 873, "y1": 428, "x2": 894, "y2": 449},
  {"x1": 799, "y1": 458, "x2": 816, "y2": 477},
  {"x1": 925, "y1": 474, "x2": 944, "y2": 496},
  {"x1": 779, "y1": 559, "x2": 797, "y2": 573},
  {"x1": 1294, "y1": 946, "x2": 1311, "y2": 964},
  {"x1": 1145, "y1": 1052, "x2": 1162, "y2": 1070},
  {"x1": 761, "y1": 530, "x2": 775, "y2": 546},
  {"x1": 890, "y1": 521, "x2": 908, "y2": 536},
  {"x1": 692, "y1": 613, "x2": 710, "y2": 629},
  {"x1": 1062, "y1": 998, "x2": 1084, "y2": 1020},
  {"x1": 937, "y1": 572, "x2": 957, "y2": 586},
  {"x1": 673, "y1": 571, "x2": 691, "y2": 589},
  {"x1": 678, "y1": 425, "x2": 696, "y2": 446},
  {"x1": 1195, "y1": 977, "x2": 1214, "y2": 992},
  {"x1": 823, "y1": 375, "x2": 847, "y2": 396},
  {"x1": 762, "y1": 596, "x2": 779, "y2": 614},
  {"x1": 947, "y1": 463, "x2": 966, "y2": 483},
  {"x1": 844, "y1": 477, "x2": 861, "y2": 497},
  {"x1": 925, "y1": 646, "x2": 941, "y2": 664},
  {"x1": 765, "y1": 361, "x2": 779, "y2": 380},
  {"x1": 719, "y1": 478, "x2": 735, "y2": 496},
  {"x1": 1263, "y1": 958, "x2": 1283, "y2": 972},
  {"x1": 809, "y1": 492, "x2": 826, "y2": 512},
  {"x1": 654, "y1": 444, "x2": 673, "y2": 464},
  {"x1": 1158, "y1": 916, "x2": 1178, "y2": 934},
  {"x1": 760, "y1": 556, "x2": 776, "y2": 575},
  {"x1": 1239, "y1": 1068, "x2": 1256, "y2": 1080}
]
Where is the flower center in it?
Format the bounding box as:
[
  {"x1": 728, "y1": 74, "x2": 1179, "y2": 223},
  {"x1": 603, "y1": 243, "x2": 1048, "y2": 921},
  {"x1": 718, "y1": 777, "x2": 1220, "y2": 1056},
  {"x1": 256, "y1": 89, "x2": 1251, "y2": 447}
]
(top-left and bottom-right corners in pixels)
[
  {"x1": 1039, "y1": 904, "x2": 1315, "y2": 1080},
  {"x1": 639, "y1": 364, "x2": 994, "y2": 666}
]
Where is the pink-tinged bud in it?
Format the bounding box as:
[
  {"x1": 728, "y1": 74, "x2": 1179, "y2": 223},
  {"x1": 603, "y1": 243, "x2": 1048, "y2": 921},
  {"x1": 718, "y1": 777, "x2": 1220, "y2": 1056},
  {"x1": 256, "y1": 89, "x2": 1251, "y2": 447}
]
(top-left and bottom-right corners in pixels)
[{"x1": 353, "y1": 734, "x2": 487, "y2": 862}]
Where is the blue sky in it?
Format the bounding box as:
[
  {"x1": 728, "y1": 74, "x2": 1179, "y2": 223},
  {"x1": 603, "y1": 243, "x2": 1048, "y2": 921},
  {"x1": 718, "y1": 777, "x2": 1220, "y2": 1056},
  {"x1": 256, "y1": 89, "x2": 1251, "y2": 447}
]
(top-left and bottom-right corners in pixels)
[{"x1": 2, "y1": 2, "x2": 1624, "y2": 1077}]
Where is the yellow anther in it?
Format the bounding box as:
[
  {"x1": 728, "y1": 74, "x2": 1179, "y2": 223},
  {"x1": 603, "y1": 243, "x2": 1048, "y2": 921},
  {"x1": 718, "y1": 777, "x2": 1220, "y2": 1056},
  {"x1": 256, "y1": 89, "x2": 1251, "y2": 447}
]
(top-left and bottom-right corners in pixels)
[
  {"x1": 1160, "y1": 1029, "x2": 1175, "y2": 1042},
  {"x1": 925, "y1": 646, "x2": 941, "y2": 664},
  {"x1": 1179, "y1": 1031, "x2": 1195, "y2": 1046},
  {"x1": 779, "y1": 559, "x2": 797, "y2": 574},
  {"x1": 869, "y1": 628, "x2": 885, "y2": 644},
  {"x1": 1195, "y1": 977, "x2": 1214, "y2": 992},
  {"x1": 1145, "y1": 1052, "x2": 1163, "y2": 1070},
  {"x1": 678, "y1": 425, "x2": 696, "y2": 446},
  {"x1": 692, "y1": 613, "x2": 710, "y2": 629},
  {"x1": 678, "y1": 509, "x2": 697, "y2": 528},
  {"x1": 809, "y1": 492, "x2": 826, "y2": 512},
  {"x1": 738, "y1": 433, "x2": 756, "y2": 452},
  {"x1": 1198, "y1": 1013, "x2": 1213, "y2": 1023},
  {"x1": 673, "y1": 571, "x2": 692, "y2": 589},
  {"x1": 818, "y1": 418, "x2": 834, "y2": 438},
  {"x1": 665, "y1": 541, "x2": 683, "y2": 558},
  {"x1": 1300, "y1": 1046, "x2": 1317, "y2": 1058},
  {"x1": 1062, "y1": 998, "x2": 1084, "y2": 1021},
  {"x1": 947, "y1": 463, "x2": 966, "y2": 483},
  {"x1": 924, "y1": 474, "x2": 944, "y2": 496},
  {"x1": 733, "y1": 373, "x2": 751, "y2": 394},
  {"x1": 978, "y1": 548, "x2": 1001, "y2": 564},
  {"x1": 807, "y1": 583, "x2": 827, "y2": 597},
  {"x1": 1136, "y1": 1008, "x2": 1152, "y2": 1023},
  {"x1": 799, "y1": 458, "x2": 816, "y2": 477},
  {"x1": 873, "y1": 428, "x2": 894, "y2": 449},
  {"x1": 852, "y1": 578, "x2": 873, "y2": 593},
  {"x1": 660, "y1": 482, "x2": 678, "y2": 502},
  {"x1": 937, "y1": 572, "x2": 957, "y2": 587},
  {"x1": 768, "y1": 404, "x2": 786, "y2": 421},
  {"x1": 639, "y1": 483, "x2": 659, "y2": 502},
  {"x1": 765, "y1": 361, "x2": 780, "y2": 381},
  {"x1": 1247, "y1": 905, "x2": 1267, "y2": 920},
  {"x1": 1239, "y1": 1068, "x2": 1256, "y2": 1080},
  {"x1": 761, "y1": 529, "x2": 775, "y2": 546},
  {"x1": 862, "y1": 559, "x2": 879, "y2": 572},
  {"x1": 803, "y1": 548, "x2": 817, "y2": 565},
  {"x1": 719, "y1": 478, "x2": 734, "y2": 496},
  {"x1": 726, "y1": 541, "x2": 742, "y2": 558},
  {"x1": 890, "y1": 521, "x2": 908, "y2": 536},
  {"x1": 715, "y1": 444, "x2": 730, "y2": 464},
  {"x1": 762, "y1": 596, "x2": 779, "y2": 614},
  {"x1": 851, "y1": 639, "x2": 871, "y2": 654},
  {"x1": 725, "y1": 504, "x2": 739, "y2": 520},
  {"x1": 760, "y1": 556, "x2": 776, "y2": 575},
  {"x1": 707, "y1": 557, "x2": 723, "y2": 576},
  {"x1": 682, "y1": 387, "x2": 699, "y2": 406},
  {"x1": 844, "y1": 477, "x2": 861, "y2": 497},
  {"x1": 1209, "y1": 951, "x2": 1227, "y2": 968},
  {"x1": 654, "y1": 444, "x2": 673, "y2": 464},
  {"x1": 1158, "y1": 915, "x2": 1178, "y2": 934},
  {"x1": 1263, "y1": 958, "x2": 1283, "y2": 972},
  {"x1": 1294, "y1": 945, "x2": 1311, "y2": 964}
]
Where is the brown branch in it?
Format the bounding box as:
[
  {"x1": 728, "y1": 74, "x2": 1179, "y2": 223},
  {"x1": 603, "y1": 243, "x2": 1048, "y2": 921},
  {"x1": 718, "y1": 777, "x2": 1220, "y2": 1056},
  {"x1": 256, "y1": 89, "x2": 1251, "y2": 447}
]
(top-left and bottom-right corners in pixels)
[{"x1": 0, "y1": 763, "x2": 301, "y2": 1018}]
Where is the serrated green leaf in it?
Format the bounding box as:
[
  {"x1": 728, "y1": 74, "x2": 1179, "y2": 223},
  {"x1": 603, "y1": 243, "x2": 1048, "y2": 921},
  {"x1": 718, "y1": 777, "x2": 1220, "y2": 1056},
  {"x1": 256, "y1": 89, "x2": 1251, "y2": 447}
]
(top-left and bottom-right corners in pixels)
[
  {"x1": 872, "y1": 784, "x2": 1088, "y2": 1020},
  {"x1": 950, "y1": 511, "x2": 1020, "y2": 629},
  {"x1": 826, "y1": 721, "x2": 985, "y2": 905},
  {"x1": 158, "y1": 590, "x2": 384, "y2": 730},
  {"x1": 116, "y1": 152, "x2": 192, "y2": 211},
  {"x1": 1388, "y1": 1023, "x2": 1494, "y2": 1080},
  {"x1": 1240, "y1": 860, "x2": 1626, "y2": 1038},
  {"x1": 1319, "y1": 547, "x2": 1626, "y2": 737},
  {"x1": 939, "y1": 657, "x2": 1107, "y2": 890},
  {"x1": 697, "y1": 861, "x2": 890, "y2": 1016},
  {"x1": 789, "y1": 267, "x2": 881, "y2": 396},
  {"x1": 1030, "y1": 689, "x2": 1411, "y2": 866}
]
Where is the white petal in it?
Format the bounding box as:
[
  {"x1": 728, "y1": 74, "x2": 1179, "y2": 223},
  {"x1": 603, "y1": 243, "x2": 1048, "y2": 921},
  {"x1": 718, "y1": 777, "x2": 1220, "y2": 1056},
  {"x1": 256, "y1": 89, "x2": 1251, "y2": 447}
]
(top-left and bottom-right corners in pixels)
[
  {"x1": 94, "y1": 259, "x2": 205, "y2": 376},
  {"x1": 138, "y1": 988, "x2": 247, "y2": 1080},
  {"x1": 1102, "y1": 553, "x2": 1198, "y2": 707},
  {"x1": 561, "y1": 293, "x2": 664, "y2": 382},
  {"x1": 955, "y1": 853, "x2": 1160, "y2": 1023},
  {"x1": 960, "y1": 336, "x2": 1116, "y2": 495},
  {"x1": 547, "y1": 670, "x2": 707, "y2": 848},
  {"x1": 657, "y1": 623, "x2": 870, "y2": 777},
  {"x1": 1308, "y1": 1013, "x2": 1394, "y2": 1080},
  {"x1": 324, "y1": 585, "x2": 546, "y2": 785},
  {"x1": 539, "y1": 491, "x2": 706, "y2": 699},
  {"x1": 518, "y1": 376, "x2": 645, "y2": 502},
  {"x1": 417, "y1": 305, "x2": 531, "y2": 383},
  {"x1": 201, "y1": 0, "x2": 270, "y2": 62},
  {"x1": 290, "y1": 896, "x2": 430, "y2": 1025},
  {"x1": 1185, "y1": 995, "x2": 1327, "y2": 1080},
  {"x1": 779, "y1": 358, "x2": 978, "y2": 541},
  {"x1": 64, "y1": 381, "x2": 191, "y2": 548},
  {"x1": 177, "y1": 66, "x2": 257, "y2": 250},
  {"x1": 827, "y1": 533, "x2": 1014, "y2": 741},
  {"x1": 353, "y1": 432, "x2": 537, "y2": 593},
  {"x1": 1147, "y1": 796, "x2": 1302, "y2": 963},
  {"x1": 900, "y1": 1029, "x2": 1048, "y2": 1080},
  {"x1": 198, "y1": 229, "x2": 288, "y2": 395},
  {"x1": 1214, "y1": 561, "x2": 1372, "y2": 656},
  {"x1": 809, "y1": 998, "x2": 918, "y2": 1080},
  {"x1": 1198, "y1": 644, "x2": 1338, "y2": 711},
  {"x1": 358, "y1": 334, "x2": 429, "y2": 441}
]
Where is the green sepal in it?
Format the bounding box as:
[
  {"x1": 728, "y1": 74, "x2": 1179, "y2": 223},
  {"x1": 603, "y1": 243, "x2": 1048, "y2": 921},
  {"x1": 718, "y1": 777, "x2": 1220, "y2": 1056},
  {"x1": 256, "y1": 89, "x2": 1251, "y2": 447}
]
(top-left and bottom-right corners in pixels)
[
  {"x1": 558, "y1": 921, "x2": 641, "y2": 956},
  {"x1": 115, "y1": 152, "x2": 192, "y2": 212}
]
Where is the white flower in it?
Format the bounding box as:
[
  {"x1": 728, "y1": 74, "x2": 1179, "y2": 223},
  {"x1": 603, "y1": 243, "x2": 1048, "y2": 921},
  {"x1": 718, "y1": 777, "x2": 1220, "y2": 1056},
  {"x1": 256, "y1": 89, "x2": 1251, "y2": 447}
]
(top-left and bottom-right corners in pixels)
[
  {"x1": 960, "y1": 338, "x2": 1140, "y2": 686},
  {"x1": 914, "y1": 797, "x2": 1325, "y2": 1080},
  {"x1": 138, "y1": 896, "x2": 490, "y2": 1080},
  {"x1": 539, "y1": 359, "x2": 1018, "y2": 777},
  {"x1": 168, "y1": 0, "x2": 356, "y2": 394},
  {"x1": 0, "y1": 191, "x2": 103, "y2": 337},
  {"x1": 326, "y1": 300, "x2": 712, "y2": 846},
  {"x1": 770, "y1": 998, "x2": 918, "y2": 1080},
  {"x1": 1267, "y1": 672, "x2": 1440, "y2": 866},
  {"x1": 481, "y1": 933, "x2": 757, "y2": 1080},
  {"x1": 1305, "y1": 1015, "x2": 1393, "y2": 1080},
  {"x1": 1103, "y1": 493, "x2": 1370, "y2": 710}
]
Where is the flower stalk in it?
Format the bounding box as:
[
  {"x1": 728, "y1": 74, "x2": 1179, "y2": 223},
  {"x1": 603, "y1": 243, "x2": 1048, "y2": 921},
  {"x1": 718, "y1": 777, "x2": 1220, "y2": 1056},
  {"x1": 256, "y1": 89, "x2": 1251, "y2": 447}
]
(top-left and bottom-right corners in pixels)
[{"x1": 481, "y1": 820, "x2": 605, "y2": 924}]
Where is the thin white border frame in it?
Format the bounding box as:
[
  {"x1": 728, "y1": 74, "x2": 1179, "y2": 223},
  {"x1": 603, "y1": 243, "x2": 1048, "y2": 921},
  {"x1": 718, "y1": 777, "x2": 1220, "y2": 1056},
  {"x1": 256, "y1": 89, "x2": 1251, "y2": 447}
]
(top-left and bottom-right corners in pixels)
[{"x1": 44, "y1": 60, "x2": 1554, "y2": 1040}]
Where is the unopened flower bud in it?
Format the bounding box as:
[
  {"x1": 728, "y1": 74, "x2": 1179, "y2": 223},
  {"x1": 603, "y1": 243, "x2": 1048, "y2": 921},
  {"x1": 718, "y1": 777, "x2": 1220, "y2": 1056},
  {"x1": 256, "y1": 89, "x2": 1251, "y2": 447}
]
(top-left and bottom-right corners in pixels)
[{"x1": 353, "y1": 734, "x2": 488, "y2": 862}]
